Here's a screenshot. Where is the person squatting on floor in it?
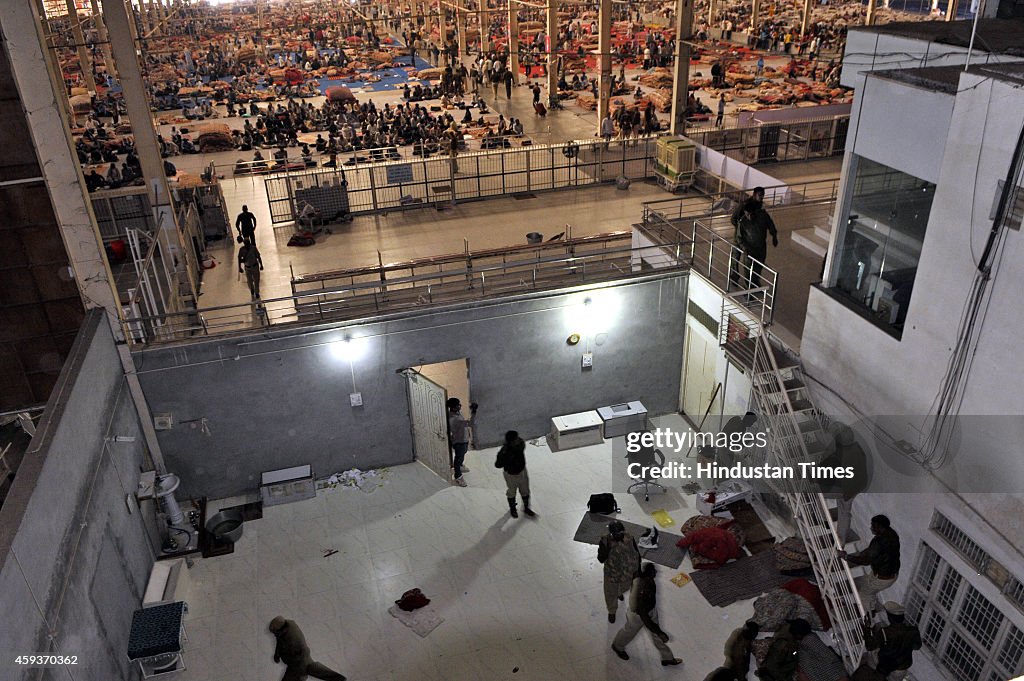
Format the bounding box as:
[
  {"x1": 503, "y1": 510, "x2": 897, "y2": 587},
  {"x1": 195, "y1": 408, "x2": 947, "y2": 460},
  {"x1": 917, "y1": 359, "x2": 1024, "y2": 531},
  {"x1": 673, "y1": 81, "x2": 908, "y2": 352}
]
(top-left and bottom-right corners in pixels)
[
  {"x1": 268, "y1": 616, "x2": 346, "y2": 681},
  {"x1": 237, "y1": 240, "x2": 264, "y2": 300},
  {"x1": 494, "y1": 430, "x2": 534, "y2": 518},
  {"x1": 446, "y1": 397, "x2": 476, "y2": 486},
  {"x1": 611, "y1": 562, "x2": 683, "y2": 666},
  {"x1": 840, "y1": 514, "x2": 900, "y2": 613},
  {"x1": 723, "y1": 620, "x2": 759, "y2": 678},
  {"x1": 598, "y1": 520, "x2": 641, "y2": 623}
]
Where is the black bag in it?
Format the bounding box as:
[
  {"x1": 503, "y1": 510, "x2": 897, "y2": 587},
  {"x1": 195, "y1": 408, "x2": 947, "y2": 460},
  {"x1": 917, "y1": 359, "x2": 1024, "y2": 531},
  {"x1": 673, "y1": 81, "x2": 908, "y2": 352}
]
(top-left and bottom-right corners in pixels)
[{"x1": 587, "y1": 493, "x2": 620, "y2": 514}]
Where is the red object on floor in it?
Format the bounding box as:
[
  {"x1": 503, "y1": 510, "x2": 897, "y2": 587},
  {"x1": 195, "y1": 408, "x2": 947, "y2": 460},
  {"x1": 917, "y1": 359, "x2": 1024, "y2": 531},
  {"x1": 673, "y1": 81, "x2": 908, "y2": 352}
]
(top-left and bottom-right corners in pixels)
[
  {"x1": 677, "y1": 524, "x2": 742, "y2": 568},
  {"x1": 783, "y1": 578, "x2": 833, "y2": 630}
]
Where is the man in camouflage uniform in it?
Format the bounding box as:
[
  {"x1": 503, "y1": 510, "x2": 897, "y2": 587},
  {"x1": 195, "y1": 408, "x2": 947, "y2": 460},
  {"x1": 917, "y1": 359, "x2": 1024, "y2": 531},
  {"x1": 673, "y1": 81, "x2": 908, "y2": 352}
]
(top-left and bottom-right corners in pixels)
[{"x1": 598, "y1": 520, "x2": 641, "y2": 623}]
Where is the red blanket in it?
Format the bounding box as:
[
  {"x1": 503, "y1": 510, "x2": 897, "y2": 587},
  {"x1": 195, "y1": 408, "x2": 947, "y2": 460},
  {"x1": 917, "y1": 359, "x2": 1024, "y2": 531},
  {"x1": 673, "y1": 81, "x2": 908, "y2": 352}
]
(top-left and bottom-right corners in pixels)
[
  {"x1": 783, "y1": 578, "x2": 832, "y2": 631},
  {"x1": 677, "y1": 524, "x2": 742, "y2": 568}
]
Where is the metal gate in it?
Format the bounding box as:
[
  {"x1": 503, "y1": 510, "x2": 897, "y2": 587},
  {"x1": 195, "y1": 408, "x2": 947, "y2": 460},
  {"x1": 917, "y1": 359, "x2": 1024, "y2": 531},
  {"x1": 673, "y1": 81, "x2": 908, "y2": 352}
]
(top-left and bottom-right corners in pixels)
[{"x1": 402, "y1": 369, "x2": 452, "y2": 482}]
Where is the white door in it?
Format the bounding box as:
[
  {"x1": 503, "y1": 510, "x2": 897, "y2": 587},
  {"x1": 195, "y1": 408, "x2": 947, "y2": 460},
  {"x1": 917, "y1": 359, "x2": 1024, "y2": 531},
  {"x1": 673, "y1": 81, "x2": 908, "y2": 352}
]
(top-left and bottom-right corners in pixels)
[
  {"x1": 681, "y1": 322, "x2": 720, "y2": 419},
  {"x1": 403, "y1": 370, "x2": 452, "y2": 481}
]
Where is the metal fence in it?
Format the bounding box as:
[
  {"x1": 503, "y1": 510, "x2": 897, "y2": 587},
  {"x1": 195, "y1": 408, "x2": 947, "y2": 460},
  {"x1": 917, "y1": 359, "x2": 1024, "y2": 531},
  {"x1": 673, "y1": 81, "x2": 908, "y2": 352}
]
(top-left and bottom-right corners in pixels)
[
  {"x1": 120, "y1": 231, "x2": 690, "y2": 344},
  {"x1": 262, "y1": 136, "x2": 661, "y2": 224},
  {"x1": 686, "y1": 114, "x2": 849, "y2": 165}
]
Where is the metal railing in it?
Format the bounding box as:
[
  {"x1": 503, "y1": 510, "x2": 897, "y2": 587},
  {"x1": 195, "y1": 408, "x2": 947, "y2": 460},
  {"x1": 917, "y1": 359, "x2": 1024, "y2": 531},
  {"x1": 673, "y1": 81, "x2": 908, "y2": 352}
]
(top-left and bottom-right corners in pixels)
[
  {"x1": 262, "y1": 136, "x2": 662, "y2": 223},
  {"x1": 685, "y1": 114, "x2": 850, "y2": 165},
  {"x1": 120, "y1": 231, "x2": 691, "y2": 344}
]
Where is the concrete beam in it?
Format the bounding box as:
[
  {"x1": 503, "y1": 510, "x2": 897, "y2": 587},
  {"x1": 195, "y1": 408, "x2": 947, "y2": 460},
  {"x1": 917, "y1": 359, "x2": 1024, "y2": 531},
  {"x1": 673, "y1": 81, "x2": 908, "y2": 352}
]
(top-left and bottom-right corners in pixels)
[
  {"x1": 800, "y1": 0, "x2": 812, "y2": 35},
  {"x1": 945, "y1": 0, "x2": 958, "y2": 20},
  {"x1": 751, "y1": 0, "x2": 761, "y2": 31},
  {"x1": 865, "y1": 0, "x2": 875, "y2": 25},
  {"x1": 65, "y1": 0, "x2": 97, "y2": 92},
  {"x1": 596, "y1": 0, "x2": 611, "y2": 132},
  {"x1": 0, "y1": 0, "x2": 120, "y2": 318},
  {"x1": 90, "y1": 0, "x2": 115, "y2": 79},
  {"x1": 104, "y1": 0, "x2": 194, "y2": 310},
  {"x1": 456, "y1": 5, "x2": 467, "y2": 59},
  {"x1": 670, "y1": 0, "x2": 693, "y2": 135}
]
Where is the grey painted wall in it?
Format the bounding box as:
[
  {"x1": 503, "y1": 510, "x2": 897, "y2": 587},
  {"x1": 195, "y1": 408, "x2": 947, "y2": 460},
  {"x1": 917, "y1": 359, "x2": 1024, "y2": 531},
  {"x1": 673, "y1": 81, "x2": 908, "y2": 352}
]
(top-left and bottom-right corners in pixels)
[
  {"x1": 0, "y1": 311, "x2": 154, "y2": 681},
  {"x1": 135, "y1": 274, "x2": 689, "y2": 500}
]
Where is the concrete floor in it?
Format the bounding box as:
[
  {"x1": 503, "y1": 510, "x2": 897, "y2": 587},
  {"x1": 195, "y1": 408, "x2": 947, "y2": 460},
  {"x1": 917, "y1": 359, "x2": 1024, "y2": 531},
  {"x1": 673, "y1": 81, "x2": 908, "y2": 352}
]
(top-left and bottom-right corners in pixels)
[{"x1": 177, "y1": 412, "x2": 796, "y2": 681}]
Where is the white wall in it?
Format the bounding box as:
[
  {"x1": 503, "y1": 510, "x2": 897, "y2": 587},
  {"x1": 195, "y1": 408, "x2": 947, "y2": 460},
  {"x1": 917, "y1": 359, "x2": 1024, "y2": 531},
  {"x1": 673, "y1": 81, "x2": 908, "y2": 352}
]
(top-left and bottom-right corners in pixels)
[
  {"x1": 695, "y1": 144, "x2": 790, "y2": 201},
  {"x1": 803, "y1": 70, "x2": 1024, "y2": 533},
  {"x1": 854, "y1": 75, "x2": 954, "y2": 185}
]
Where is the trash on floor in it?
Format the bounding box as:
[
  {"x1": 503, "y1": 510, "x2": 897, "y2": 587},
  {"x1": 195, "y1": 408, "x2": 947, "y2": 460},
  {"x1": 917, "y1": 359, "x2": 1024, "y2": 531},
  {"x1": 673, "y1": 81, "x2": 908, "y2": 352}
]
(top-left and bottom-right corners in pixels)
[
  {"x1": 671, "y1": 571, "x2": 692, "y2": 588},
  {"x1": 395, "y1": 588, "x2": 430, "y2": 611},
  {"x1": 652, "y1": 509, "x2": 675, "y2": 527},
  {"x1": 320, "y1": 467, "x2": 390, "y2": 493}
]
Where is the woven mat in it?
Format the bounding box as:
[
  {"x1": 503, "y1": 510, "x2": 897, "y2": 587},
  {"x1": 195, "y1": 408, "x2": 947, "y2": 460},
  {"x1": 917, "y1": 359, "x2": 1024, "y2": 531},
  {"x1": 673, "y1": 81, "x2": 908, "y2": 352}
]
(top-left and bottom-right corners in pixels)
[
  {"x1": 690, "y1": 550, "x2": 790, "y2": 607},
  {"x1": 727, "y1": 500, "x2": 776, "y2": 554},
  {"x1": 387, "y1": 604, "x2": 444, "y2": 637},
  {"x1": 573, "y1": 513, "x2": 686, "y2": 569}
]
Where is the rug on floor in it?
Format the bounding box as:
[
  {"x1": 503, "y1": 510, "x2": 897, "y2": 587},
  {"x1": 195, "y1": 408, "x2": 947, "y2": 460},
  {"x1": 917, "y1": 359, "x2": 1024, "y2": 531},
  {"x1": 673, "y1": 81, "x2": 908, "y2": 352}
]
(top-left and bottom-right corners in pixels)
[
  {"x1": 573, "y1": 513, "x2": 686, "y2": 569},
  {"x1": 689, "y1": 549, "x2": 791, "y2": 607},
  {"x1": 727, "y1": 500, "x2": 775, "y2": 554},
  {"x1": 388, "y1": 604, "x2": 444, "y2": 637}
]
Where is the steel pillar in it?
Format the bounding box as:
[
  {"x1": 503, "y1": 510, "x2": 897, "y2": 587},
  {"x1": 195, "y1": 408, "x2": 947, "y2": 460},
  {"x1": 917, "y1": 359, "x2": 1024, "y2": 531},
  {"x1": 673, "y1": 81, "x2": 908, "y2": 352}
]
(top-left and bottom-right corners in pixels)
[
  {"x1": 547, "y1": 0, "x2": 557, "y2": 106},
  {"x1": 507, "y1": 1, "x2": 519, "y2": 84},
  {"x1": 596, "y1": 0, "x2": 612, "y2": 133}
]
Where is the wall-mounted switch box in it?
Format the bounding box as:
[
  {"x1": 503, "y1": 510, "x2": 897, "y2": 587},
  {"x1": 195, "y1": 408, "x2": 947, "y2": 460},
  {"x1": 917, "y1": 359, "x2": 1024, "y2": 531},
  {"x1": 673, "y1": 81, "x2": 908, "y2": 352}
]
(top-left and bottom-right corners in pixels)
[
  {"x1": 349, "y1": 393, "x2": 363, "y2": 407},
  {"x1": 581, "y1": 352, "x2": 594, "y2": 369},
  {"x1": 153, "y1": 414, "x2": 173, "y2": 430}
]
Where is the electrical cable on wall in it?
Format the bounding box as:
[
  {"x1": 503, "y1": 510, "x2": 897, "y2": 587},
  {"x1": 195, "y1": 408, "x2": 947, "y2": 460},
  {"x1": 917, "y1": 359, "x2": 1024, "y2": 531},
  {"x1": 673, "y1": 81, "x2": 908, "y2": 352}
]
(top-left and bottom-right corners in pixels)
[{"x1": 918, "y1": 114, "x2": 1024, "y2": 469}]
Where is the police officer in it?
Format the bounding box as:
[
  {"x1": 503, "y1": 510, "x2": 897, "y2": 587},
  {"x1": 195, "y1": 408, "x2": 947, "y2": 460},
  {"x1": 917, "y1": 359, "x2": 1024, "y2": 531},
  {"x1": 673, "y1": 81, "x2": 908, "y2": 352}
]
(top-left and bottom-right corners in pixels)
[
  {"x1": 864, "y1": 602, "x2": 922, "y2": 680},
  {"x1": 730, "y1": 187, "x2": 778, "y2": 291}
]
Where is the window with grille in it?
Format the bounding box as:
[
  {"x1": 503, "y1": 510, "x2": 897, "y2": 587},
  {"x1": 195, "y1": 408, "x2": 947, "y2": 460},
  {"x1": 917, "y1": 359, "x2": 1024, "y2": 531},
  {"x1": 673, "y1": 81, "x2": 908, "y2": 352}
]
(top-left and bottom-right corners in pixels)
[
  {"x1": 1006, "y1": 577, "x2": 1024, "y2": 614},
  {"x1": 932, "y1": 511, "x2": 990, "y2": 571},
  {"x1": 908, "y1": 542, "x2": 1024, "y2": 681}
]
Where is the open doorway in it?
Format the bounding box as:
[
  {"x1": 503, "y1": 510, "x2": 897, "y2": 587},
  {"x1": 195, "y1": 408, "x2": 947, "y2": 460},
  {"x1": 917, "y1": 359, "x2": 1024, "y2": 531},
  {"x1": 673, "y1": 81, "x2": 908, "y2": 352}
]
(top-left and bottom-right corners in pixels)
[{"x1": 401, "y1": 359, "x2": 471, "y2": 482}]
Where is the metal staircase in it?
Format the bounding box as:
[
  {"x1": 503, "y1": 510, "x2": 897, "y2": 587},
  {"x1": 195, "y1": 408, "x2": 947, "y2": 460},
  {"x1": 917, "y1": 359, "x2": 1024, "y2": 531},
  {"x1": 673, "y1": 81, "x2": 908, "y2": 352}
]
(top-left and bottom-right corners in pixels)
[{"x1": 720, "y1": 295, "x2": 867, "y2": 672}]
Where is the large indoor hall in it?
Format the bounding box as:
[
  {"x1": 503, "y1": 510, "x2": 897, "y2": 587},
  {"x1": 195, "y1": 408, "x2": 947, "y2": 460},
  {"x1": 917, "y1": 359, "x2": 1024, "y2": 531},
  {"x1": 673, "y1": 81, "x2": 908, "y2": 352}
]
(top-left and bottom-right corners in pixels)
[{"x1": 2, "y1": 0, "x2": 1024, "y2": 681}]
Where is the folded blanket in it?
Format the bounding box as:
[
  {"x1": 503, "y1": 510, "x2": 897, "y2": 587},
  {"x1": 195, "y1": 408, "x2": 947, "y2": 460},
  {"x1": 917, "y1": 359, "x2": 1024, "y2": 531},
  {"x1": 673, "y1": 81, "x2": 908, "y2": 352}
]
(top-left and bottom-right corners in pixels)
[{"x1": 678, "y1": 525, "x2": 742, "y2": 569}]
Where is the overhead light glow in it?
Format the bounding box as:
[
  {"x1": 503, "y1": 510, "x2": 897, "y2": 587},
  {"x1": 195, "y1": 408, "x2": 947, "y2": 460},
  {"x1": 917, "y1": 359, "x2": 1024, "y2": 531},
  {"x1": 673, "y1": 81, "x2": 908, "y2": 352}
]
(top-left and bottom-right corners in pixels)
[{"x1": 329, "y1": 336, "x2": 367, "y2": 362}]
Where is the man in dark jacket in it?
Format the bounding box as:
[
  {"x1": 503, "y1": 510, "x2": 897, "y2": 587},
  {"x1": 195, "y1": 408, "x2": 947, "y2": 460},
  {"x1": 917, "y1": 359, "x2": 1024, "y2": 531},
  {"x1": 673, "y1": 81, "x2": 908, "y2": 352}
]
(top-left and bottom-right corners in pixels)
[
  {"x1": 268, "y1": 616, "x2": 346, "y2": 681},
  {"x1": 729, "y1": 187, "x2": 778, "y2": 291},
  {"x1": 235, "y1": 204, "x2": 258, "y2": 245},
  {"x1": 864, "y1": 602, "x2": 921, "y2": 679},
  {"x1": 840, "y1": 514, "x2": 900, "y2": 612},
  {"x1": 238, "y1": 241, "x2": 264, "y2": 300},
  {"x1": 611, "y1": 562, "x2": 683, "y2": 666},
  {"x1": 495, "y1": 430, "x2": 534, "y2": 517}
]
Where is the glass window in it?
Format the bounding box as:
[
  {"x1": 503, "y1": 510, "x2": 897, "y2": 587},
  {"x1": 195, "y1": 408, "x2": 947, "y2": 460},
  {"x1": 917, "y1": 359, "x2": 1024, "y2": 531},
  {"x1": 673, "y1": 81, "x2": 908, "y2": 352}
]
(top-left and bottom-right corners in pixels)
[{"x1": 828, "y1": 156, "x2": 936, "y2": 336}]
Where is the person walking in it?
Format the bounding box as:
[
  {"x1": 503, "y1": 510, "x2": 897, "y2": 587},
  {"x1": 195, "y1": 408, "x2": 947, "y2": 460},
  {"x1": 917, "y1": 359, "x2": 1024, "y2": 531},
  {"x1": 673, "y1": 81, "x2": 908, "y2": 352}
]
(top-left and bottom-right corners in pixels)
[
  {"x1": 268, "y1": 616, "x2": 346, "y2": 681},
  {"x1": 494, "y1": 430, "x2": 534, "y2": 518},
  {"x1": 716, "y1": 93, "x2": 726, "y2": 127},
  {"x1": 863, "y1": 602, "x2": 921, "y2": 680},
  {"x1": 503, "y1": 67, "x2": 514, "y2": 98},
  {"x1": 840, "y1": 514, "x2": 900, "y2": 613},
  {"x1": 598, "y1": 520, "x2": 640, "y2": 623},
  {"x1": 446, "y1": 397, "x2": 477, "y2": 487},
  {"x1": 235, "y1": 204, "x2": 258, "y2": 245},
  {"x1": 729, "y1": 186, "x2": 778, "y2": 291},
  {"x1": 611, "y1": 562, "x2": 683, "y2": 667},
  {"x1": 237, "y1": 240, "x2": 264, "y2": 300}
]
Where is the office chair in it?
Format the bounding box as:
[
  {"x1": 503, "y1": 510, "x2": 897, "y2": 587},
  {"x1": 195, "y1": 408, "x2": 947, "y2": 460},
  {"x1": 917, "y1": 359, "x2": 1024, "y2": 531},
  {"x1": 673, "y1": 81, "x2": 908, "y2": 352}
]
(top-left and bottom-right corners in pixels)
[{"x1": 626, "y1": 444, "x2": 666, "y2": 501}]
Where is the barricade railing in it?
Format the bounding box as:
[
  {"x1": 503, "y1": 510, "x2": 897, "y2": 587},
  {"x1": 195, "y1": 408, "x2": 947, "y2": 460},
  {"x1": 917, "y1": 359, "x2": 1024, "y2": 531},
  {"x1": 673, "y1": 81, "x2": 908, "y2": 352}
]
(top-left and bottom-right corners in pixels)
[
  {"x1": 261, "y1": 136, "x2": 662, "y2": 223},
  {"x1": 121, "y1": 230, "x2": 691, "y2": 345}
]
